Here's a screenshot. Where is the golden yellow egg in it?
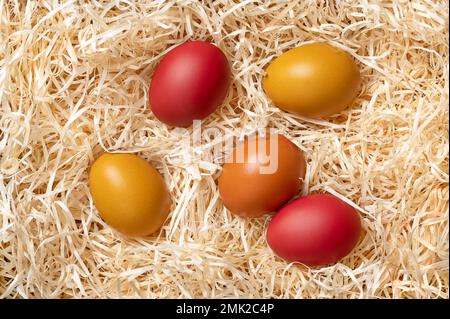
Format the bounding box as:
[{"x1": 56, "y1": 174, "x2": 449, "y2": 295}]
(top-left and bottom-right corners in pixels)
[{"x1": 89, "y1": 153, "x2": 170, "y2": 237}]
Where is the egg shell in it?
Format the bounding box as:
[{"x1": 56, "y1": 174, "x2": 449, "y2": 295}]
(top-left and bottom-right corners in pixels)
[
  {"x1": 267, "y1": 194, "x2": 362, "y2": 266},
  {"x1": 218, "y1": 133, "x2": 306, "y2": 218},
  {"x1": 263, "y1": 42, "x2": 361, "y2": 117},
  {"x1": 89, "y1": 153, "x2": 170, "y2": 237},
  {"x1": 149, "y1": 41, "x2": 230, "y2": 127}
]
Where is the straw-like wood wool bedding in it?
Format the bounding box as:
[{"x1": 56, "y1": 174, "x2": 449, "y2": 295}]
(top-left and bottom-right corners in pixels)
[{"x1": 0, "y1": 0, "x2": 448, "y2": 298}]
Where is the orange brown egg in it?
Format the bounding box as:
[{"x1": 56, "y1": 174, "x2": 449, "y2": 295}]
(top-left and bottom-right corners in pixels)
[{"x1": 218, "y1": 132, "x2": 306, "y2": 218}]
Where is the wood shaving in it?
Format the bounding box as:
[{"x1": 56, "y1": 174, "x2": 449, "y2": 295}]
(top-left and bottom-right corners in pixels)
[{"x1": 0, "y1": 0, "x2": 448, "y2": 298}]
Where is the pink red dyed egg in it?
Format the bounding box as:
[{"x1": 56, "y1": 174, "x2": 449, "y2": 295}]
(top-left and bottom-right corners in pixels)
[
  {"x1": 149, "y1": 41, "x2": 230, "y2": 127},
  {"x1": 267, "y1": 194, "x2": 361, "y2": 266}
]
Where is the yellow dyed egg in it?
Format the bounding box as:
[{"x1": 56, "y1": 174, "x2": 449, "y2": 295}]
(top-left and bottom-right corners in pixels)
[
  {"x1": 263, "y1": 42, "x2": 361, "y2": 117},
  {"x1": 89, "y1": 153, "x2": 170, "y2": 237}
]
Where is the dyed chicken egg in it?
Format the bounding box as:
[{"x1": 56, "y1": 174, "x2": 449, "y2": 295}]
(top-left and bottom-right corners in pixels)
[
  {"x1": 89, "y1": 153, "x2": 170, "y2": 237},
  {"x1": 149, "y1": 41, "x2": 230, "y2": 127},
  {"x1": 267, "y1": 194, "x2": 362, "y2": 266},
  {"x1": 218, "y1": 132, "x2": 306, "y2": 218},
  {"x1": 263, "y1": 42, "x2": 361, "y2": 117}
]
